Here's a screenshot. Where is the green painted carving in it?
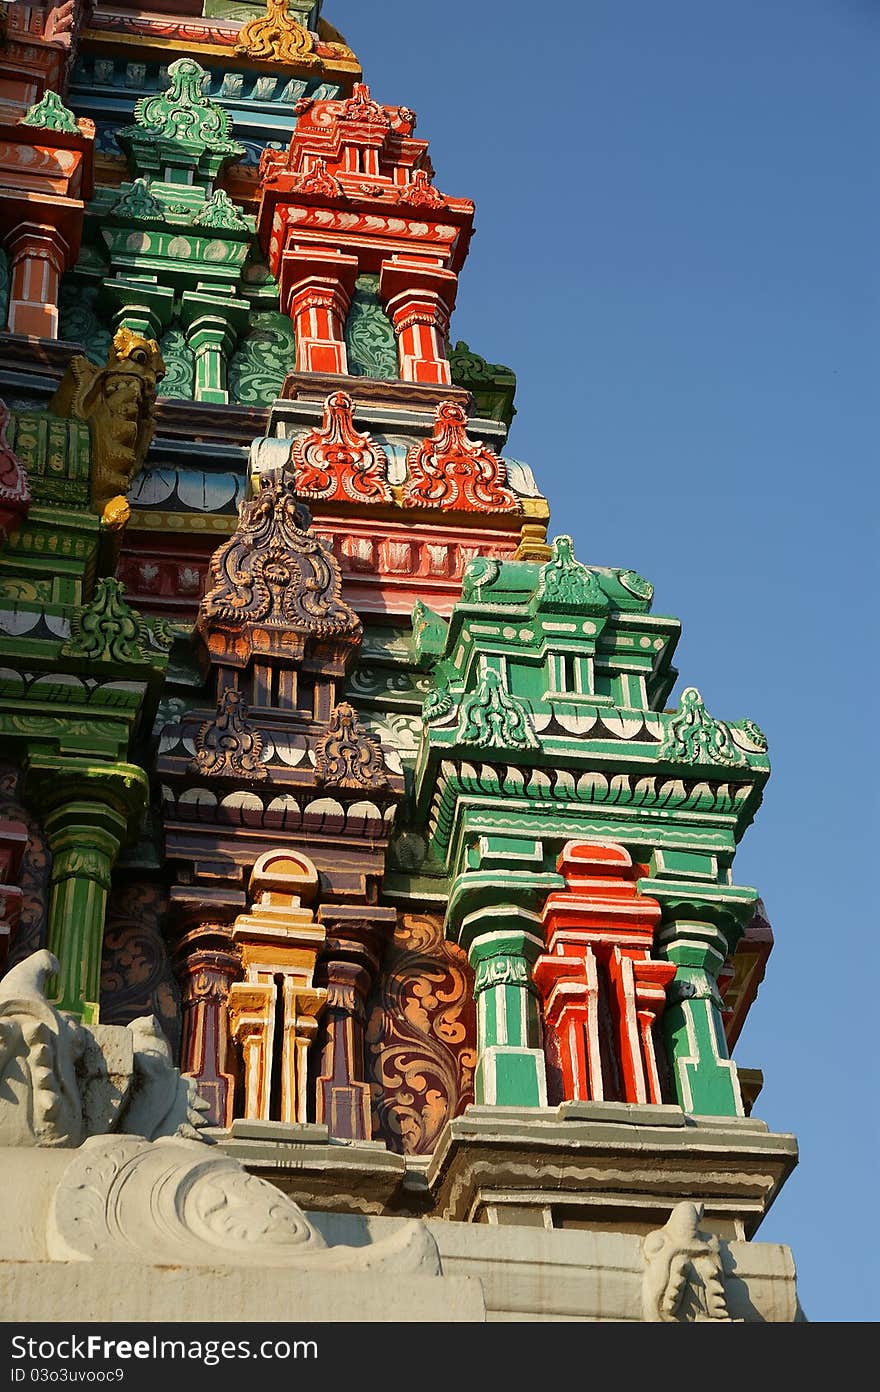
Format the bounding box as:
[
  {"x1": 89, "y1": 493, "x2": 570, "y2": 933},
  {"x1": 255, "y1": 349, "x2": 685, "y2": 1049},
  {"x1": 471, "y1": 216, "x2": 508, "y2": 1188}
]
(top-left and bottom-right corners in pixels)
[
  {"x1": 616, "y1": 568, "x2": 654, "y2": 604},
  {"x1": 411, "y1": 600, "x2": 448, "y2": 661},
  {"x1": 537, "y1": 535, "x2": 606, "y2": 614},
  {"x1": 191, "y1": 189, "x2": 251, "y2": 232},
  {"x1": 156, "y1": 326, "x2": 196, "y2": 400},
  {"x1": 448, "y1": 339, "x2": 516, "y2": 428},
  {"x1": 61, "y1": 578, "x2": 172, "y2": 666},
  {"x1": 5, "y1": 411, "x2": 92, "y2": 508},
  {"x1": 58, "y1": 283, "x2": 113, "y2": 366},
  {"x1": 345, "y1": 275, "x2": 398, "y2": 380},
  {"x1": 422, "y1": 660, "x2": 456, "y2": 724},
  {"x1": 228, "y1": 311, "x2": 297, "y2": 405},
  {"x1": 457, "y1": 669, "x2": 538, "y2": 751},
  {"x1": 729, "y1": 718, "x2": 768, "y2": 753},
  {"x1": 110, "y1": 178, "x2": 165, "y2": 222},
  {"x1": 20, "y1": 90, "x2": 79, "y2": 134},
  {"x1": 117, "y1": 58, "x2": 245, "y2": 182},
  {"x1": 659, "y1": 688, "x2": 748, "y2": 768}
]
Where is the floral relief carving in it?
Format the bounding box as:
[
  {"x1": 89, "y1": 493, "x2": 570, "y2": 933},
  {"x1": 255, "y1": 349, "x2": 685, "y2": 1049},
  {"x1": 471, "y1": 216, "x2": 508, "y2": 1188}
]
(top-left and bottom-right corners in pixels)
[
  {"x1": 366, "y1": 914, "x2": 476, "y2": 1155},
  {"x1": 403, "y1": 402, "x2": 521, "y2": 514},
  {"x1": 290, "y1": 392, "x2": 391, "y2": 504}
]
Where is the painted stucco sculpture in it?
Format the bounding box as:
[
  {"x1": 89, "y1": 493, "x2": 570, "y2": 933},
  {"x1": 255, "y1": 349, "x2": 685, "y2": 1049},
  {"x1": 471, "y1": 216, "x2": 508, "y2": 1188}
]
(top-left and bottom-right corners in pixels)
[{"x1": 0, "y1": 0, "x2": 802, "y2": 1323}]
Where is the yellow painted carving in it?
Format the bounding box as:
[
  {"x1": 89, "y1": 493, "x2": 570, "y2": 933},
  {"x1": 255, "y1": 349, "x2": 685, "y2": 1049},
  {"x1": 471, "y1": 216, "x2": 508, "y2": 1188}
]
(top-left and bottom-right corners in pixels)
[
  {"x1": 235, "y1": 0, "x2": 320, "y2": 67},
  {"x1": 50, "y1": 328, "x2": 165, "y2": 518}
]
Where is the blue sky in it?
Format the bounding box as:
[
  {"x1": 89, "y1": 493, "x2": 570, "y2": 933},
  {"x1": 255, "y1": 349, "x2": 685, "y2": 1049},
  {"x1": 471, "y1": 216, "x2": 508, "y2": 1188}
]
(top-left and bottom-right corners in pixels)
[{"x1": 327, "y1": 0, "x2": 878, "y2": 1320}]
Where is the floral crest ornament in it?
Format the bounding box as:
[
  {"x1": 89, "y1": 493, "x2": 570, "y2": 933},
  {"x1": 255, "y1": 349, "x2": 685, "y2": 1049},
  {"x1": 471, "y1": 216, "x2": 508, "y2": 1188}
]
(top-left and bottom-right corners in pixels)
[
  {"x1": 197, "y1": 469, "x2": 361, "y2": 665},
  {"x1": 457, "y1": 670, "x2": 538, "y2": 752},
  {"x1": 191, "y1": 688, "x2": 267, "y2": 781},
  {"x1": 403, "y1": 170, "x2": 447, "y2": 209},
  {"x1": 315, "y1": 703, "x2": 388, "y2": 790},
  {"x1": 290, "y1": 392, "x2": 391, "y2": 503},
  {"x1": 659, "y1": 688, "x2": 748, "y2": 768},
  {"x1": 235, "y1": 0, "x2": 320, "y2": 69},
  {"x1": 403, "y1": 402, "x2": 521, "y2": 514},
  {"x1": 61, "y1": 578, "x2": 171, "y2": 666},
  {"x1": 536, "y1": 536, "x2": 607, "y2": 614},
  {"x1": 20, "y1": 90, "x2": 79, "y2": 134}
]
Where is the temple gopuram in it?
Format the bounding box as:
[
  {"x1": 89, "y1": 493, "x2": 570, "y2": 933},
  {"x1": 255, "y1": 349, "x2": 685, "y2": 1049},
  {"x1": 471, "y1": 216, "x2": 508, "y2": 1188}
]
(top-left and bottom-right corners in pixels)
[{"x1": 0, "y1": 1, "x2": 803, "y2": 1323}]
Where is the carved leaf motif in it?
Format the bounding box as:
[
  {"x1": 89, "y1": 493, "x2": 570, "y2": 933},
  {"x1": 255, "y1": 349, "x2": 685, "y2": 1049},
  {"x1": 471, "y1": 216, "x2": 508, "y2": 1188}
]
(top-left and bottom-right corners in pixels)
[
  {"x1": 536, "y1": 535, "x2": 607, "y2": 614},
  {"x1": 366, "y1": 914, "x2": 476, "y2": 1155},
  {"x1": 403, "y1": 402, "x2": 521, "y2": 513},
  {"x1": 198, "y1": 471, "x2": 361, "y2": 646},
  {"x1": 457, "y1": 670, "x2": 538, "y2": 751},
  {"x1": 235, "y1": 0, "x2": 320, "y2": 68},
  {"x1": 314, "y1": 702, "x2": 388, "y2": 790},
  {"x1": 156, "y1": 327, "x2": 195, "y2": 400},
  {"x1": 191, "y1": 688, "x2": 267, "y2": 781},
  {"x1": 659, "y1": 688, "x2": 749, "y2": 769},
  {"x1": 61, "y1": 578, "x2": 168, "y2": 665},
  {"x1": 20, "y1": 89, "x2": 79, "y2": 133},
  {"x1": 228, "y1": 312, "x2": 296, "y2": 406},
  {"x1": 126, "y1": 59, "x2": 242, "y2": 155},
  {"x1": 345, "y1": 277, "x2": 398, "y2": 380},
  {"x1": 290, "y1": 392, "x2": 391, "y2": 504}
]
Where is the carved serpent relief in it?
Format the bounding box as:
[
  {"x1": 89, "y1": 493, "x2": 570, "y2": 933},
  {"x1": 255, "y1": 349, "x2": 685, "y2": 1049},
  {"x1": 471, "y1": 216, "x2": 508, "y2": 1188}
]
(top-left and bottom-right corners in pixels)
[{"x1": 366, "y1": 913, "x2": 476, "y2": 1155}]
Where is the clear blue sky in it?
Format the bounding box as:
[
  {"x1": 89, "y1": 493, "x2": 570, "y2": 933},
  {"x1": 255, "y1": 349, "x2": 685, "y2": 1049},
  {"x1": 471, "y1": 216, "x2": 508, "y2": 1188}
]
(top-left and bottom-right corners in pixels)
[{"x1": 328, "y1": 0, "x2": 878, "y2": 1320}]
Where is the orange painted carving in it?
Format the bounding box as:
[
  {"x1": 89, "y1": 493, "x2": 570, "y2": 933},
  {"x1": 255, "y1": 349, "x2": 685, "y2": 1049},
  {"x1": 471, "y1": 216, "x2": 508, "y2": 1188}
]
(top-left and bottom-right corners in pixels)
[
  {"x1": 403, "y1": 402, "x2": 521, "y2": 513},
  {"x1": 290, "y1": 391, "x2": 391, "y2": 504}
]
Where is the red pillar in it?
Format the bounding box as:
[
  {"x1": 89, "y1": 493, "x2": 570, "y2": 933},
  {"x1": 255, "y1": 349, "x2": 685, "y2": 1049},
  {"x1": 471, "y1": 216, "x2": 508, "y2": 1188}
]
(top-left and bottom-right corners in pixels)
[
  {"x1": 534, "y1": 841, "x2": 676, "y2": 1106},
  {"x1": 281, "y1": 248, "x2": 358, "y2": 375},
  {"x1": 5, "y1": 222, "x2": 68, "y2": 337},
  {"x1": 379, "y1": 257, "x2": 458, "y2": 385}
]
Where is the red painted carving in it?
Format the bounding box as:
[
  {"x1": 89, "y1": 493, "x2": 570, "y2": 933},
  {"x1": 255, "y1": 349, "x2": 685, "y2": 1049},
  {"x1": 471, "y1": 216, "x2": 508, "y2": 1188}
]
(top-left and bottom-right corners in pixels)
[
  {"x1": 403, "y1": 402, "x2": 522, "y2": 513},
  {"x1": 534, "y1": 841, "x2": 676, "y2": 1106},
  {"x1": 290, "y1": 392, "x2": 391, "y2": 504}
]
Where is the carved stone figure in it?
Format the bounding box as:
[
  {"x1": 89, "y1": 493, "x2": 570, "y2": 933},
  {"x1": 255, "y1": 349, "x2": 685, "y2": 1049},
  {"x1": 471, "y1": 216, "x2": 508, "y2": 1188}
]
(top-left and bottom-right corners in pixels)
[
  {"x1": 50, "y1": 328, "x2": 165, "y2": 520},
  {"x1": 0, "y1": 950, "x2": 439, "y2": 1275},
  {"x1": 642, "y1": 1202, "x2": 734, "y2": 1322}
]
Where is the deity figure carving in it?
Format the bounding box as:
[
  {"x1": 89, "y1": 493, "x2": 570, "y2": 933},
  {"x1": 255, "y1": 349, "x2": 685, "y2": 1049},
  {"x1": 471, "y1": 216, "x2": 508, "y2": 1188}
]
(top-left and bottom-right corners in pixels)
[{"x1": 51, "y1": 328, "x2": 165, "y2": 523}]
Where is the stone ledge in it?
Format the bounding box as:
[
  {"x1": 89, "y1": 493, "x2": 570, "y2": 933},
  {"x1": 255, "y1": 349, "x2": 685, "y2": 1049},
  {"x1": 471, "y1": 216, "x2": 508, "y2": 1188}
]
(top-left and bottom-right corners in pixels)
[{"x1": 426, "y1": 1104, "x2": 798, "y2": 1237}]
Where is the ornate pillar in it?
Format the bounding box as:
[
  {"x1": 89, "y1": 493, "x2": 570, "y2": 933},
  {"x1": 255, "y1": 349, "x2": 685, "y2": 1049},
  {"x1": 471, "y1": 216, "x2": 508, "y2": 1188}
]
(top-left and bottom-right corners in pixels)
[
  {"x1": 5, "y1": 223, "x2": 68, "y2": 337},
  {"x1": 25, "y1": 758, "x2": 149, "y2": 1024},
  {"x1": 638, "y1": 878, "x2": 757, "y2": 1118},
  {"x1": 534, "y1": 842, "x2": 676, "y2": 1106},
  {"x1": 180, "y1": 292, "x2": 248, "y2": 405},
  {"x1": 462, "y1": 905, "x2": 547, "y2": 1107},
  {"x1": 226, "y1": 850, "x2": 327, "y2": 1125},
  {"x1": 282, "y1": 249, "x2": 358, "y2": 374},
  {"x1": 170, "y1": 888, "x2": 244, "y2": 1129},
  {"x1": 314, "y1": 905, "x2": 396, "y2": 1140},
  {"x1": 379, "y1": 257, "x2": 458, "y2": 385}
]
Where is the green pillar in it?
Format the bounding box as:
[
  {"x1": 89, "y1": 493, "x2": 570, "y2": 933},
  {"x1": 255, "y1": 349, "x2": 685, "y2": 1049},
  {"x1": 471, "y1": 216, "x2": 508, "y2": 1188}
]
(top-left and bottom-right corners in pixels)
[
  {"x1": 463, "y1": 906, "x2": 547, "y2": 1107},
  {"x1": 180, "y1": 292, "x2": 247, "y2": 405},
  {"x1": 26, "y1": 758, "x2": 149, "y2": 1024},
  {"x1": 639, "y1": 879, "x2": 757, "y2": 1118}
]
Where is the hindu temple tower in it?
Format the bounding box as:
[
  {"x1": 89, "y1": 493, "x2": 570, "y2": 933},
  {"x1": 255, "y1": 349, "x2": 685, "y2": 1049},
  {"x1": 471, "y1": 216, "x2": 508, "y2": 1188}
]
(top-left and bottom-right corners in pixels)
[{"x1": 0, "y1": 1, "x2": 802, "y2": 1322}]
